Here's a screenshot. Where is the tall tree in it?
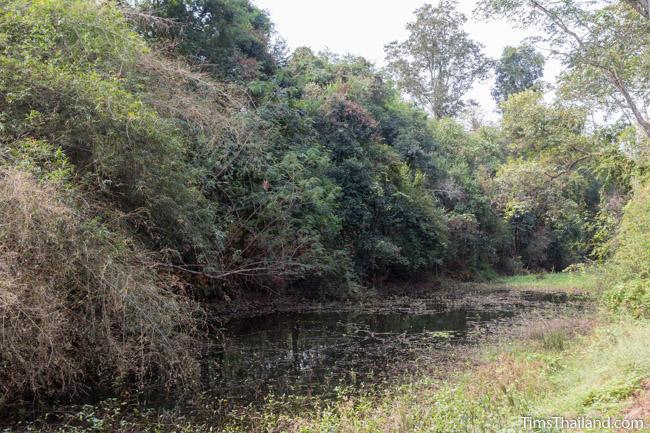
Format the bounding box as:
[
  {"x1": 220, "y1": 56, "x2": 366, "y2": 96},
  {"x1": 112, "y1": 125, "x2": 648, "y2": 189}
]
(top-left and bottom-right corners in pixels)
[
  {"x1": 384, "y1": 0, "x2": 491, "y2": 119},
  {"x1": 477, "y1": 0, "x2": 650, "y2": 139},
  {"x1": 492, "y1": 44, "x2": 545, "y2": 104}
]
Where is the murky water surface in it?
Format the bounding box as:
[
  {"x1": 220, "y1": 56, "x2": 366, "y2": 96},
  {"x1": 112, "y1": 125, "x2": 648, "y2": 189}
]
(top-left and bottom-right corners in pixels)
[
  {"x1": 200, "y1": 288, "x2": 582, "y2": 400},
  {"x1": 0, "y1": 287, "x2": 587, "y2": 430}
]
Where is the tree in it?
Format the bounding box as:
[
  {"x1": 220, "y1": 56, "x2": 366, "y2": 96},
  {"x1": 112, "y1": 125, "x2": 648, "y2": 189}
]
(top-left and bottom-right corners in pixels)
[
  {"x1": 477, "y1": 0, "x2": 650, "y2": 139},
  {"x1": 138, "y1": 0, "x2": 276, "y2": 80},
  {"x1": 490, "y1": 158, "x2": 589, "y2": 269},
  {"x1": 492, "y1": 44, "x2": 545, "y2": 104},
  {"x1": 492, "y1": 90, "x2": 629, "y2": 270},
  {"x1": 501, "y1": 90, "x2": 593, "y2": 167},
  {"x1": 384, "y1": 0, "x2": 491, "y2": 119}
]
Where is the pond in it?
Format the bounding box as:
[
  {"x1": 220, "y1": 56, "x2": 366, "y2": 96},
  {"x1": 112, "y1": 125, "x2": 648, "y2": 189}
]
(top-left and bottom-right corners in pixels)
[
  {"x1": 198, "y1": 287, "x2": 584, "y2": 402},
  {"x1": 0, "y1": 286, "x2": 588, "y2": 431}
]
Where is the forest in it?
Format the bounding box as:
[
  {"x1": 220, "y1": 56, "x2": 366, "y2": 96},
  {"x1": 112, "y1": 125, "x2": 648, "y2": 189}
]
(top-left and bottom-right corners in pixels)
[{"x1": 1, "y1": 0, "x2": 650, "y2": 431}]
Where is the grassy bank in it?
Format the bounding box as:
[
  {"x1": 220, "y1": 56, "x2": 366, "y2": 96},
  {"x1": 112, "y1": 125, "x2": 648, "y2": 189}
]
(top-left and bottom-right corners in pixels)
[{"x1": 490, "y1": 272, "x2": 602, "y2": 293}]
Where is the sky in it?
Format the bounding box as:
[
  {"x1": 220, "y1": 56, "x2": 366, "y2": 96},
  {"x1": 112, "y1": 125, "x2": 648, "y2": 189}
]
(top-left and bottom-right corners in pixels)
[{"x1": 253, "y1": 0, "x2": 562, "y2": 119}]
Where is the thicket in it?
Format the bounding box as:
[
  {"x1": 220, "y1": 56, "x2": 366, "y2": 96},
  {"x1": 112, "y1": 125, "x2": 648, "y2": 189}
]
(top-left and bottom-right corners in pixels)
[
  {"x1": 135, "y1": 0, "x2": 637, "y2": 283},
  {"x1": 603, "y1": 174, "x2": 650, "y2": 316},
  {"x1": 0, "y1": 166, "x2": 198, "y2": 400}
]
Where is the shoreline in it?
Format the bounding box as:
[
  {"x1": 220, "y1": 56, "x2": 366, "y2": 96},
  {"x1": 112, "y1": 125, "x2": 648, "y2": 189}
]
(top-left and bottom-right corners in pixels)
[{"x1": 204, "y1": 273, "x2": 594, "y2": 321}]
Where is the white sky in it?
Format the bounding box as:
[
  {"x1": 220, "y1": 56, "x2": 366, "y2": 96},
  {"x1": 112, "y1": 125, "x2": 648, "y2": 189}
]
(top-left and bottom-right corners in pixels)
[{"x1": 253, "y1": 0, "x2": 563, "y2": 120}]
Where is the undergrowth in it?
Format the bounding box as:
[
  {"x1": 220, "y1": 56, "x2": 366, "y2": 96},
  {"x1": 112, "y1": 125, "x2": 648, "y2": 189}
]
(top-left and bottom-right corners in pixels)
[
  {"x1": 0, "y1": 167, "x2": 199, "y2": 403},
  {"x1": 602, "y1": 175, "x2": 650, "y2": 317}
]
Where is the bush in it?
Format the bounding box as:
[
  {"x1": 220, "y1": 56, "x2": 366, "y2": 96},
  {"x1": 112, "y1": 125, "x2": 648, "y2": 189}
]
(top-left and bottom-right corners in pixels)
[
  {"x1": 0, "y1": 0, "x2": 218, "y2": 256},
  {"x1": 603, "y1": 175, "x2": 650, "y2": 316},
  {"x1": 0, "y1": 168, "x2": 198, "y2": 401},
  {"x1": 0, "y1": 0, "x2": 349, "y2": 296},
  {"x1": 603, "y1": 280, "x2": 650, "y2": 318}
]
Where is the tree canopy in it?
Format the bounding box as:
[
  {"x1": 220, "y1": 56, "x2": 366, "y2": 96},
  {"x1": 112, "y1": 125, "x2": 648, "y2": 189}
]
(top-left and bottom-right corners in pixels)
[
  {"x1": 477, "y1": 0, "x2": 650, "y2": 139},
  {"x1": 385, "y1": 0, "x2": 491, "y2": 119},
  {"x1": 492, "y1": 44, "x2": 545, "y2": 104}
]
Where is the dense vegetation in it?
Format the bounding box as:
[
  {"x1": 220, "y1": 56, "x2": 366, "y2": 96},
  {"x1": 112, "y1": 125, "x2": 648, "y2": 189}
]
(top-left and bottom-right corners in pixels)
[{"x1": 1, "y1": 0, "x2": 650, "y2": 420}]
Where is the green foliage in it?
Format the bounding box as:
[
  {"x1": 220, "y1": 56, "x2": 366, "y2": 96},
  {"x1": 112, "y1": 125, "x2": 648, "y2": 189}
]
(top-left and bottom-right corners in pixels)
[
  {"x1": 491, "y1": 159, "x2": 589, "y2": 269},
  {"x1": 0, "y1": 0, "x2": 352, "y2": 296},
  {"x1": 603, "y1": 175, "x2": 650, "y2": 316},
  {"x1": 275, "y1": 54, "x2": 451, "y2": 279},
  {"x1": 501, "y1": 91, "x2": 590, "y2": 160},
  {"x1": 138, "y1": 0, "x2": 276, "y2": 80},
  {"x1": 477, "y1": 0, "x2": 650, "y2": 139},
  {"x1": 558, "y1": 3, "x2": 650, "y2": 134},
  {"x1": 492, "y1": 44, "x2": 545, "y2": 104},
  {"x1": 604, "y1": 279, "x2": 650, "y2": 318},
  {"x1": 259, "y1": 48, "x2": 515, "y2": 281},
  {"x1": 0, "y1": 0, "x2": 216, "y2": 255},
  {"x1": 428, "y1": 119, "x2": 508, "y2": 275},
  {"x1": 384, "y1": 0, "x2": 491, "y2": 118},
  {"x1": 3, "y1": 0, "x2": 640, "y2": 297},
  {"x1": 2, "y1": 137, "x2": 72, "y2": 183},
  {"x1": 490, "y1": 91, "x2": 635, "y2": 271}
]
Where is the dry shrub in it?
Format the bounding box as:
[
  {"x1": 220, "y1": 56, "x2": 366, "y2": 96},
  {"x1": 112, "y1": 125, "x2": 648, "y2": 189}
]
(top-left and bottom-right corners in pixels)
[
  {"x1": 0, "y1": 168, "x2": 199, "y2": 402},
  {"x1": 521, "y1": 317, "x2": 594, "y2": 350},
  {"x1": 137, "y1": 47, "x2": 252, "y2": 150}
]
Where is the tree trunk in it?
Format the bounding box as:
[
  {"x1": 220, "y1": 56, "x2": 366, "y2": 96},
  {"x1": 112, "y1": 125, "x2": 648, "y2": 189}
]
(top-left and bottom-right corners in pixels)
[{"x1": 609, "y1": 71, "x2": 650, "y2": 140}]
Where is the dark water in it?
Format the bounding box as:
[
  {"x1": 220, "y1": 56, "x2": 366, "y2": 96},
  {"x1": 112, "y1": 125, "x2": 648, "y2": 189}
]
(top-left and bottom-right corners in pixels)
[
  {"x1": 0, "y1": 288, "x2": 583, "y2": 430},
  {"x1": 199, "y1": 288, "x2": 578, "y2": 401}
]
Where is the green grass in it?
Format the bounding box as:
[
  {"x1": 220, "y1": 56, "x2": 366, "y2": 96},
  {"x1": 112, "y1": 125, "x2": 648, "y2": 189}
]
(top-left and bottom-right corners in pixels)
[
  {"x1": 494, "y1": 271, "x2": 600, "y2": 292},
  {"x1": 538, "y1": 321, "x2": 650, "y2": 420}
]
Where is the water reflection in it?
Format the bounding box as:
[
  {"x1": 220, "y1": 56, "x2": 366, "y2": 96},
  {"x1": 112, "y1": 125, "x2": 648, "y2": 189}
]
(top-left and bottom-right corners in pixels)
[{"x1": 202, "y1": 289, "x2": 573, "y2": 400}]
